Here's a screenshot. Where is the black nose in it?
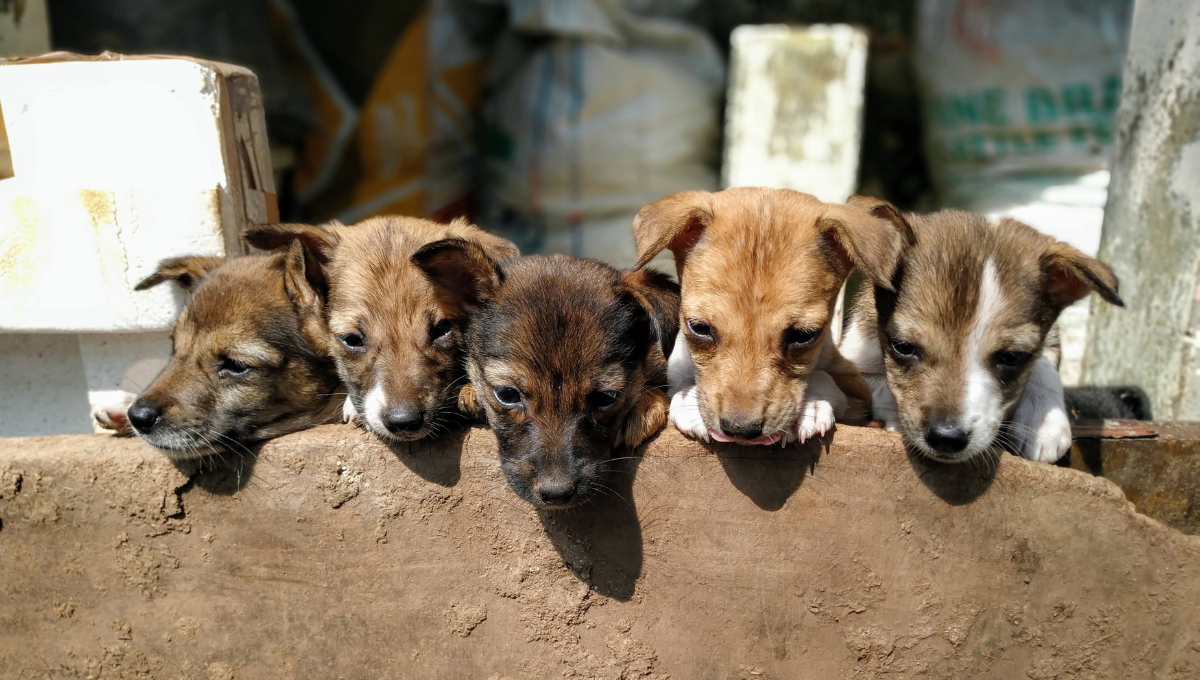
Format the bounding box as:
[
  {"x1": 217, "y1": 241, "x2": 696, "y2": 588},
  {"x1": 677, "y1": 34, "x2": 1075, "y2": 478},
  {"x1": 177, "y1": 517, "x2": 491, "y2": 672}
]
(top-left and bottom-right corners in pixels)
[
  {"x1": 382, "y1": 407, "x2": 424, "y2": 433},
  {"x1": 538, "y1": 480, "x2": 576, "y2": 505},
  {"x1": 127, "y1": 400, "x2": 162, "y2": 434},
  {"x1": 925, "y1": 422, "x2": 970, "y2": 453},
  {"x1": 720, "y1": 417, "x2": 764, "y2": 440}
]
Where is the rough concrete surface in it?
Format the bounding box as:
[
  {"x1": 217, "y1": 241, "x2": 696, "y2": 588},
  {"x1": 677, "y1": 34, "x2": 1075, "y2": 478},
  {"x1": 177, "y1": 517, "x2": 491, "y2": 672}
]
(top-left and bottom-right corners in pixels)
[{"x1": 1, "y1": 425, "x2": 1199, "y2": 679}]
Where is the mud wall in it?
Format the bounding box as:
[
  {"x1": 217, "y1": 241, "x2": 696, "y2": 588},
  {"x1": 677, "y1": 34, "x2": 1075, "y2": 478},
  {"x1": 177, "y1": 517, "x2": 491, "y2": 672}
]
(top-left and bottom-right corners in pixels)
[{"x1": 1, "y1": 425, "x2": 1199, "y2": 679}]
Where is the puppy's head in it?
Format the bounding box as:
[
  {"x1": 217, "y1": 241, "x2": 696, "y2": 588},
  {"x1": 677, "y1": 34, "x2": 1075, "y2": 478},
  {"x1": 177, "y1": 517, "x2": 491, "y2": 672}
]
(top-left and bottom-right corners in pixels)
[
  {"x1": 861, "y1": 204, "x2": 1123, "y2": 462},
  {"x1": 128, "y1": 245, "x2": 341, "y2": 459},
  {"x1": 634, "y1": 188, "x2": 905, "y2": 444},
  {"x1": 418, "y1": 246, "x2": 679, "y2": 509},
  {"x1": 247, "y1": 216, "x2": 519, "y2": 443}
]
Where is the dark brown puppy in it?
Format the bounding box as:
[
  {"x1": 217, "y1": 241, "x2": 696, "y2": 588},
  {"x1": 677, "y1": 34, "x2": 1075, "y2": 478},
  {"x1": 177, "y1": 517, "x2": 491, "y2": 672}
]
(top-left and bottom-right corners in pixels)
[
  {"x1": 125, "y1": 245, "x2": 342, "y2": 460},
  {"x1": 414, "y1": 246, "x2": 679, "y2": 509},
  {"x1": 246, "y1": 216, "x2": 519, "y2": 444}
]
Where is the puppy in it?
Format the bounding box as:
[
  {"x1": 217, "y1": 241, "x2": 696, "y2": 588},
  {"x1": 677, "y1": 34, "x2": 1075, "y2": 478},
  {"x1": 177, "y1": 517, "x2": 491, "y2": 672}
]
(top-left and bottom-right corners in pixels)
[
  {"x1": 838, "y1": 198, "x2": 1124, "y2": 463},
  {"x1": 632, "y1": 188, "x2": 906, "y2": 446},
  {"x1": 245, "y1": 216, "x2": 519, "y2": 443},
  {"x1": 125, "y1": 245, "x2": 343, "y2": 459},
  {"x1": 414, "y1": 245, "x2": 679, "y2": 509}
]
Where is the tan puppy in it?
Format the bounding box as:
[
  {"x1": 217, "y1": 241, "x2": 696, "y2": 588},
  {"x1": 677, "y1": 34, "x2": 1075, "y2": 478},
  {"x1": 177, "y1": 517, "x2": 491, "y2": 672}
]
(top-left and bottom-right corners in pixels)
[
  {"x1": 838, "y1": 199, "x2": 1123, "y2": 463},
  {"x1": 633, "y1": 187, "x2": 906, "y2": 446},
  {"x1": 122, "y1": 245, "x2": 343, "y2": 459},
  {"x1": 246, "y1": 216, "x2": 519, "y2": 443}
]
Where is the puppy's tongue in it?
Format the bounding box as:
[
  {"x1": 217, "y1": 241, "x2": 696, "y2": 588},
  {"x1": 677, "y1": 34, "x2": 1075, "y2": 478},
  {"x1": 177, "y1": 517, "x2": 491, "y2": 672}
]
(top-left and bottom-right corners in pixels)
[{"x1": 709, "y1": 430, "x2": 783, "y2": 446}]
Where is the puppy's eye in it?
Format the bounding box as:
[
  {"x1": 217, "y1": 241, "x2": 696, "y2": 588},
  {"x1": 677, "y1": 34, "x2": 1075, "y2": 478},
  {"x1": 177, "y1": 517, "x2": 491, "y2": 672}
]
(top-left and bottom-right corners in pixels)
[
  {"x1": 783, "y1": 326, "x2": 821, "y2": 351},
  {"x1": 588, "y1": 390, "x2": 621, "y2": 411},
  {"x1": 993, "y1": 350, "x2": 1033, "y2": 370},
  {"x1": 429, "y1": 319, "x2": 454, "y2": 343},
  {"x1": 338, "y1": 332, "x2": 366, "y2": 352},
  {"x1": 685, "y1": 319, "x2": 715, "y2": 342},
  {"x1": 492, "y1": 386, "x2": 523, "y2": 407},
  {"x1": 217, "y1": 357, "x2": 251, "y2": 377},
  {"x1": 889, "y1": 338, "x2": 922, "y2": 362}
]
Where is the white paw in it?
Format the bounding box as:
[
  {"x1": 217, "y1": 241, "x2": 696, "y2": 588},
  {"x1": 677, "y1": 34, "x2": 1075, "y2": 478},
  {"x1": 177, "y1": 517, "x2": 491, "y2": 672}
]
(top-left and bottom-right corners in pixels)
[
  {"x1": 342, "y1": 397, "x2": 359, "y2": 424},
  {"x1": 1021, "y1": 406, "x2": 1072, "y2": 463},
  {"x1": 669, "y1": 385, "x2": 710, "y2": 442},
  {"x1": 793, "y1": 398, "x2": 836, "y2": 443},
  {"x1": 92, "y1": 392, "x2": 136, "y2": 436}
]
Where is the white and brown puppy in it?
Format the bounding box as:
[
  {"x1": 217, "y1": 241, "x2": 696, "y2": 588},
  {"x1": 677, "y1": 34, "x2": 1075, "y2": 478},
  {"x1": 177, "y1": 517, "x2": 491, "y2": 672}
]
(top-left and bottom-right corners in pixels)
[
  {"x1": 119, "y1": 246, "x2": 343, "y2": 459},
  {"x1": 633, "y1": 188, "x2": 906, "y2": 446},
  {"x1": 246, "y1": 216, "x2": 519, "y2": 443},
  {"x1": 838, "y1": 198, "x2": 1123, "y2": 463}
]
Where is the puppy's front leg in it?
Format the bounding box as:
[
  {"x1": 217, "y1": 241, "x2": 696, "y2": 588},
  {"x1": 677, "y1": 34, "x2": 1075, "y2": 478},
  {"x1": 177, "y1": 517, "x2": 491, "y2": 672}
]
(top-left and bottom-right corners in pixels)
[
  {"x1": 792, "y1": 370, "x2": 847, "y2": 443},
  {"x1": 620, "y1": 389, "x2": 670, "y2": 449},
  {"x1": 665, "y1": 332, "x2": 710, "y2": 441},
  {"x1": 93, "y1": 392, "x2": 136, "y2": 436},
  {"x1": 1010, "y1": 355, "x2": 1073, "y2": 463},
  {"x1": 342, "y1": 396, "x2": 359, "y2": 424}
]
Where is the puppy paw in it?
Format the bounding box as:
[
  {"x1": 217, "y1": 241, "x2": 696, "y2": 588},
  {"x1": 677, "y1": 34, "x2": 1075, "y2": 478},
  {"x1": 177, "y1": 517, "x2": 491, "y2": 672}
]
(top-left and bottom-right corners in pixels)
[
  {"x1": 669, "y1": 385, "x2": 710, "y2": 442},
  {"x1": 619, "y1": 389, "x2": 669, "y2": 449},
  {"x1": 794, "y1": 399, "x2": 836, "y2": 443},
  {"x1": 93, "y1": 393, "x2": 136, "y2": 436},
  {"x1": 342, "y1": 397, "x2": 359, "y2": 424},
  {"x1": 1021, "y1": 406, "x2": 1073, "y2": 463},
  {"x1": 457, "y1": 383, "x2": 484, "y2": 420}
]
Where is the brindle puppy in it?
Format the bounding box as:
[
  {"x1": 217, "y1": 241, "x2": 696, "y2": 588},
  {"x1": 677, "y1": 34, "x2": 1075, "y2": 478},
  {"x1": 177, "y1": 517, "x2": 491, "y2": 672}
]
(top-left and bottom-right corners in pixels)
[
  {"x1": 414, "y1": 244, "x2": 680, "y2": 509},
  {"x1": 125, "y1": 244, "x2": 342, "y2": 459},
  {"x1": 246, "y1": 216, "x2": 519, "y2": 444}
]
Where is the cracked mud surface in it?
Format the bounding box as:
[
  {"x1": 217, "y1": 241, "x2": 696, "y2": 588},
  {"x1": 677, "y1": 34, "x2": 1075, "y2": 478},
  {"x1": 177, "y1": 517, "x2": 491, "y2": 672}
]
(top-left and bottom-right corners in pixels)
[{"x1": 1, "y1": 425, "x2": 1199, "y2": 678}]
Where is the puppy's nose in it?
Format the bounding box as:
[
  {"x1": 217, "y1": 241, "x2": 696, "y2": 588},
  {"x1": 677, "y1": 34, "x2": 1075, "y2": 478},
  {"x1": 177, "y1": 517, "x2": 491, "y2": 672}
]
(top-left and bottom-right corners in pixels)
[
  {"x1": 925, "y1": 422, "x2": 970, "y2": 454},
  {"x1": 127, "y1": 400, "x2": 162, "y2": 434},
  {"x1": 538, "y1": 480, "x2": 576, "y2": 505},
  {"x1": 719, "y1": 417, "x2": 764, "y2": 441},
  {"x1": 382, "y1": 406, "x2": 424, "y2": 433}
]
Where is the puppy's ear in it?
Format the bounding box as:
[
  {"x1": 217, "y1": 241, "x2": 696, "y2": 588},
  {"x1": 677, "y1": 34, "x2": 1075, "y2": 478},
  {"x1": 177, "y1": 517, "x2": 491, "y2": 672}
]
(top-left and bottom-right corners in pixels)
[
  {"x1": 282, "y1": 240, "x2": 332, "y2": 353},
  {"x1": 412, "y1": 238, "x2": 503, "y2": 308},
  {"x1": 446, "y1": 217, "x2": 521, "y2": 261},
  {"x1": 632, "y1": 191, "x2": 713, "y2": 269},
  {"x1": 818, "y1": 203, "x2": 908, "y2": 292},
  {"x1": 134, "y1": 256, "x2": 223, "y2": 291},
  {"x1": 615, "y1": 268, "x2": 682, "y2": 359},
  {"x1": 244, "y1": 221, "x2": 341, "y2": 264},
  {"x1": 1042, "y1": 242, "x2": 1123, "y2": 309},
  {"x1": 847, "y1": 195, "x2": 916, "y2": 247}
]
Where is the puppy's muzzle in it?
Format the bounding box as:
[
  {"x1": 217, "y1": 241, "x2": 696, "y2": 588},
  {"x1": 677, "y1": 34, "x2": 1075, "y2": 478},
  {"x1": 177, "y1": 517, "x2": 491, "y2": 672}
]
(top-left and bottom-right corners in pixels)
[
  {"x1": 719, "y1": 416, "x2": 764, "y2": 441},
  {"x1": 382, "y1": 406, "x2": 424, "y2": 434},
  {"x1": 127, "y1": 399, "x2": 164, "y2": 434},
  {"x1": 924, "y1": 421, "x2": 970, "y2": 455}
]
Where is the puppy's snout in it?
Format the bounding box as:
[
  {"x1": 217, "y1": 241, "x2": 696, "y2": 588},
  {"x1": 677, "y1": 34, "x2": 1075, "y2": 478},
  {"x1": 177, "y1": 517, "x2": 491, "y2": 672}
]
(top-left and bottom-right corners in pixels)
[
  {"x1": 382, "y1": 406, "x2": 424, "y2": 434},
  {"x1": 537, "y1": 478, "x2": 576, "y2": 506},
  {"x1": 925, "y1": 421, "x2": 969, "y2": 454},
  {"x1": 127, "y1": 400, "x2": 163, "y2": 434},
  {"x1": 719, "y1": 416, "x2": 765, "y2": 441}
]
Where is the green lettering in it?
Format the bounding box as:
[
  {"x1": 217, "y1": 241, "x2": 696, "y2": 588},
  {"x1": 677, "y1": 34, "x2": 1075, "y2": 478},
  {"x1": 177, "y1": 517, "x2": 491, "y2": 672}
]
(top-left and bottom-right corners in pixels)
[
  {"x1": 1026, "y1": 88, "x2": 1058, "y2": 123},
  {"x1": 983, "y1": 89, "x2": 1008, "y2": 125},
  {"x1": 1101, "y1": 75, "x2": 1122, "y2": 115},
  {"x1": 1061, "y1": 83, "x2": 1096, "y2": 118}
]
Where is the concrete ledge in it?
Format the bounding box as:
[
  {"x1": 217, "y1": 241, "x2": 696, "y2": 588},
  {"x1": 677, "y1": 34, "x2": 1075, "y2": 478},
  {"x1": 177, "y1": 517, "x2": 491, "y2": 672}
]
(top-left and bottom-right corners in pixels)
[{"x1": 2, "y1": 425, "x2": 1199, "y2": 678}]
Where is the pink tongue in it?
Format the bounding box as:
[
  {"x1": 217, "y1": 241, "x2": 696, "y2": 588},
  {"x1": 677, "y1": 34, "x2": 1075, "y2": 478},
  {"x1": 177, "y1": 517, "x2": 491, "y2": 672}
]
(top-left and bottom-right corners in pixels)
[{"x1": 709, "y1": 430, "x2": 783, "y2": 446}]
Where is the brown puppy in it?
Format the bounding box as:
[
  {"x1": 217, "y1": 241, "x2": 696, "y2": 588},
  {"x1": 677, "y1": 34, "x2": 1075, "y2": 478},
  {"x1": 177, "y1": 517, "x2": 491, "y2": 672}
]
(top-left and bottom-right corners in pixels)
[
  {"x1": 124, "y1": 245, "x2": 343, "y2": 459},
  {"x1": 838, "y1": 199, "x2": 1123, "y2": 463},
  {"x1": 246, "y1": 216, "x2": 519, "y2": 443},
  {"x1": 414, "y1": 246, "x2": 679, "y2": 509},
  {"x1": 633, "y1": 187, "x2": 906, "y2": 446}
]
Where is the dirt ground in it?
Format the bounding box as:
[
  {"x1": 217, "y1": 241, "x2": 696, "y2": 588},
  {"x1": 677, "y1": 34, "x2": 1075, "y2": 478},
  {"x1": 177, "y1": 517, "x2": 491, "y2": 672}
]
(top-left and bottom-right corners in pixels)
[{"x1": 1, "y1": 424, "x2": 1198, "y2": 679}]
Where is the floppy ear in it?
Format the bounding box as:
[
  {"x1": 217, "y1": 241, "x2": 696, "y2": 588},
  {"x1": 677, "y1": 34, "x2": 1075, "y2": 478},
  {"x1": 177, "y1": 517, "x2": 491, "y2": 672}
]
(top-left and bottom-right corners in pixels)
[
  {"x1": 818, "y1": 203, "x2": 907, "y2": 291},
  {"x1": 446, "y1": 217, "x2": 521, "y2": 262},
  {"x1": 411, "y1": 238, "x2": 504, "y2": 308},
  {"x1": 847, "y1": 195, "x2": 916, "y2": 247},
  {"x1": 1042, "y1": 241, "x2": 1123, "y2": 310},
  {"x1": 632, "y1": 191, "x2": 713, "y2": 269},
  {"x1": 244, "y1": 221, "x2": 341, "y2": 264},
  {"x1": 134, "y1": 256, "x2": 223, "y2": 291},
  {"x1": 281, "y1": 240, "x2": 333, "y2": 353},
  {"x1": 615, "y1": 267, "x2": 682, "y2": 359}
]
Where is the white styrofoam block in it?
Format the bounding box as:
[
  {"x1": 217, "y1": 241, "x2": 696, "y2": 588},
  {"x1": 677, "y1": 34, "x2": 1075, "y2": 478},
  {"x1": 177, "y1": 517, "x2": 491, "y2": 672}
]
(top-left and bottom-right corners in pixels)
[
  {"x1": 0, "y1": 59, "x2": 246, "y2": 333},
  {"x1": 723, "y1": 24, "x2": 869, "y2": 203}
]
